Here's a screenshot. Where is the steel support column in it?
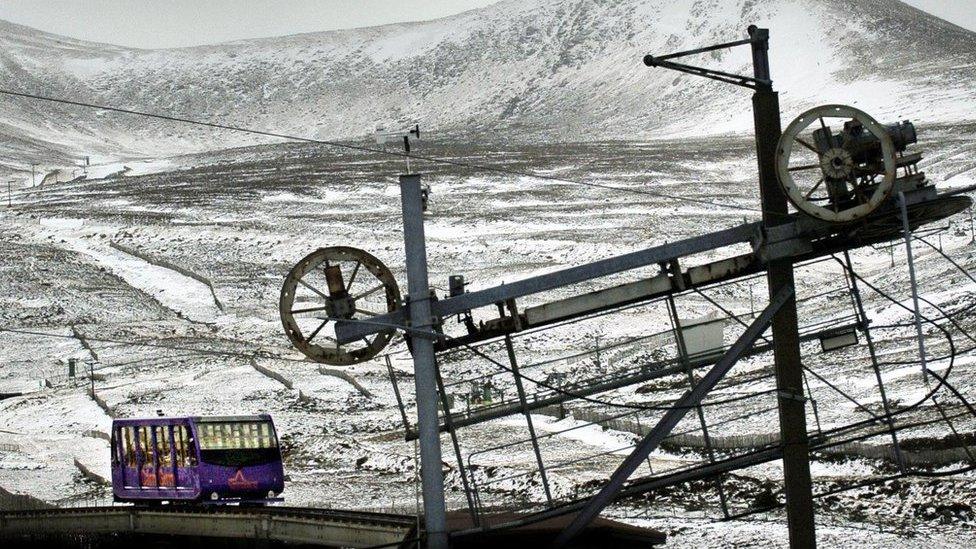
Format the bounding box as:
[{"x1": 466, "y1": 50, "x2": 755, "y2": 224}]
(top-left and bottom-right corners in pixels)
[
  {"x1": 841, "y1": 251, "x2": 907, "y2": 471},
  {"x1": 399, "y1": 173, "x2": 448, "y2": 549},
  {"x1": 899, "y1": 192, "x2": 929, "y2": 382},
  {"x1": 666, "y1": 295, "x2": 729, "y2": 518},
  {"x1": 504, "y1": 334, "x2": 554, "y2": 504},
  {"x1": 750, "y1": 26, "x2": 817, "y2": 549}
]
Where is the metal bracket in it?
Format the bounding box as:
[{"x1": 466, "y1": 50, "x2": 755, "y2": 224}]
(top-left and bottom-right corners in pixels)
[
  {"x1": 777, "y1": 390, "x2": 808, "y2": 403},
  {"x1": 400, "y1": 287, "x2": 445, "y2": 340},
  {"x1": 643, "y1": 28, "x2": 772, "y2": 90}
]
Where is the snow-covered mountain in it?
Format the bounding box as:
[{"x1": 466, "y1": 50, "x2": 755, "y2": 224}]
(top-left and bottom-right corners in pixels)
[{"x1": 0, "y1": 0, "x2": 974, "y2": 164}]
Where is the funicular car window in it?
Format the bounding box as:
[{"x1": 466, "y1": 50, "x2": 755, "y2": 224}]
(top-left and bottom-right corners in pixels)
[
  {"x1": 198, "y1": 421, "x2": 277, "y2": 450},
  {"x1": 197, "y1": 420, "x2": 278, "y2": 467},
  {"x1": 124, "y1": 427, "x2": 136, "y2": 467},
  {"x1": 112, "y1": 428, "x2": 120, "y2": 464},
  {"x1": 115, "y1": 427, "x2": 127, "y2": 465},
  {"x1": 174, "y1": 425, "x2": 197, "y2": 466},
  {"x1": 138, "y1": 426, "x2": 155, "y2": 465},
  {"x1": 155, "y1": 426, "x2": 173, "y2": 466}
]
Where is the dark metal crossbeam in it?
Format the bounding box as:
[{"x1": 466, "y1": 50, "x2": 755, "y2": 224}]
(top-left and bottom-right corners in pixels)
[
  {"x1": 649, "y1": 37, "x2": 754, "y2": 62},
  {"x1": 335, "y1": 222, "x2": 759, "y2": 343},
  {"x1": 642, "y1": 31, "x2": 771, "y2": 90},
  {"x1": 644, "y1": 58, "x2": 766, "y2": 89},
  {"x1": 552, "y1": 284, "x2": 794, "y2": 546}
]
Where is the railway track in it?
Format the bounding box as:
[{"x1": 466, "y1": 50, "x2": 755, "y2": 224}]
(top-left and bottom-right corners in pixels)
[{"x1": 0, "y1": 504, "x2": 416, "y2": 547}]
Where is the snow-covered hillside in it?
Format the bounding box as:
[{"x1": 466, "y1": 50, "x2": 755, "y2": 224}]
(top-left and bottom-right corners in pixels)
[{"x1": 0, "y1": 0, "x2": 973, "y2": 168}]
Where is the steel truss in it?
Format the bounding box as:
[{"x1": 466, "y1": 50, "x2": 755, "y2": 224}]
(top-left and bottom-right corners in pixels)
[{"x1": 358, "y1": 26, "x2": 976, "y2": 549}]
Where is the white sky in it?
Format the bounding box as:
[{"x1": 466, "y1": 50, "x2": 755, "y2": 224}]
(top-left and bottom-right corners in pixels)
[
  {"x1": 901, "y1": 0, "x2": 976, "y2": 31},
  {"x1": 0, "y1": 0, "x2": 503, "y2": 49},
  {"x1": 0, "y1": 0, "x2": 971, "y2": 49}
]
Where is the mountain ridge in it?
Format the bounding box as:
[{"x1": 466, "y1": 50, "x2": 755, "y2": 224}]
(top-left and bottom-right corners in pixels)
[{"x1": 0, "y1": 0, "x2": 973, "y2": 167}]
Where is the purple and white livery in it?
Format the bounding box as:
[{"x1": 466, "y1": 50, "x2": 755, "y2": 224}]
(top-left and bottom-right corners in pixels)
[{"x1": 110, "y1": 414, "x2": 285, "y2": 504}]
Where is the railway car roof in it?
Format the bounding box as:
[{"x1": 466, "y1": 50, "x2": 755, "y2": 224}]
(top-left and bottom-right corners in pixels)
[{"x1": 111, "y1": 414, "x2": 273, "y2": 424}]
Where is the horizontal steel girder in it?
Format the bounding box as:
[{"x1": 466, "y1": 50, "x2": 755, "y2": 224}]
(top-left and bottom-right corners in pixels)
[
  {"x1": 335, "y1": 222, "x2": 760, "y2": 343},
  {"x1": 410, "y1": 318, "x2": 858, "y2": 438},
  {"x1": 337, "y1": 187, "x2": 962, "y2": 347},
  {"x1": 0, "y1": 507, "x2": 414, "y2": 547}
]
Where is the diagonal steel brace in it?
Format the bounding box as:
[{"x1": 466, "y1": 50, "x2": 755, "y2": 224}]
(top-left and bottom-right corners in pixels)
[{"x1": 552, "y1": 283, "x2": 795, "y2": 547}]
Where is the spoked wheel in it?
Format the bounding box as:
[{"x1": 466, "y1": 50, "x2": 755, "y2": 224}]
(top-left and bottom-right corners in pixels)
[
  {"x1": 279, "y1": 247, "x2": 400, "y2": 365},
  {"x1": 776, "y1": 104, "x2": 896, "y2": 223}
]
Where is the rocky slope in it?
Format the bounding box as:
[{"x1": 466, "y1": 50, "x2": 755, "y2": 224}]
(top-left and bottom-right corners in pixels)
[{"x1": 0, "y1": 0, "x2": 973, "y2": 166}]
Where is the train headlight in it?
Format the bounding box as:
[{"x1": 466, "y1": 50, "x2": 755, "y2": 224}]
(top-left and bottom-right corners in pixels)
[
  {"x1": 267, "y1": 490, "x2": 276, "y2": 499},
  {"x1": 210, "y1": 492, "x2": 219, "y2": 501}
]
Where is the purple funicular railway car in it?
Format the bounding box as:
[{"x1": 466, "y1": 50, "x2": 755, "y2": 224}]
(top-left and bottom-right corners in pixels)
[{"x1": 111, "y1": 414, "x2": 285, "y2": 504}]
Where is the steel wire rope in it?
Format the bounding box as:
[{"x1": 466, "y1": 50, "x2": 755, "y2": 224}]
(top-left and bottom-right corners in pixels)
[
  {"x1": 838, "y1": 249, "x2": 976, "y2": 413},
  {"x1": 473, "y1": 406, "x2": 976, "y2": 538},
  {"x1": 0, "y1": 297, "x2": 936, "y2": 413},
  {"x1": 439, "y1": 282, "x2": 852, "y2": 390},
  {"x1": 7, "y1": 244, "x2": 976, "y2": 416},
  {"x1": 458, "y1": 261, "x2": 976, "y2": 536},
  {"x1": 0, "y1": 88, "x2": 763, "y2": 213},
  {"x1": 800, "y1": 261, "x2": 968, "y2": 442},
  {"x1": 3, "y1": 277, "x2": 971, "y2": 415},
  {"x1": 452, "y1": 339, "x2": 779, "y2": 412},
  {"x1": 0, "y1": 326, "x2": 782, "y2": 419},
  {"x1": 440, "y1": 288, "x2": 871, "y2": 412}
]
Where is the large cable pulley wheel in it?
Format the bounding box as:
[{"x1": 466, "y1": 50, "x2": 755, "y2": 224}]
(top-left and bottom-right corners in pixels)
[
  {"x1": 280, "y1": 247, "x2": 400, "y2": 365},
  {"x1": 776, "y1": 104, "x2": 897, "y2": 223}
]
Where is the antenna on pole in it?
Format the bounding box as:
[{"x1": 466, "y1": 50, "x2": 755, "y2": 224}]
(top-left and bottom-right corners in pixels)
[{"x1": 375, "y1": 123, "x2": 421, "y2": 174}]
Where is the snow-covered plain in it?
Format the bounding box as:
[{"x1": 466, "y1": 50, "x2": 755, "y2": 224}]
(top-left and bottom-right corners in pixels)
[{"x1": 1, "y1": 121, "x2": 976, "y2": 547}]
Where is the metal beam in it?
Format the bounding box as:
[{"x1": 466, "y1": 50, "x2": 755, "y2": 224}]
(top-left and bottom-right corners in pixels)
[
  {"x1": 421, "y1": 318, "x2": 856, "y2": 437},
  {"x1": 437, "y1": 253, "x2": 760, "y2": 351},
  {"x1": 504, "y1": 335, "x2": 553, "y2": 504},
  {"x1": 335, "y1": 222, "x2": 759, "y2": 343},
  {"x1": 399, "y1": 173, "x2": 448, "y2": 549},
  {"x1": 339, "y1": 182, "x2": 953, "y2": 348},
  {"x1": 899, "y1": 192, "x2": 929, "y2": 382},
  {"x1": 750, "y1": 25, "x2": 817, "y2": 549},
  {"x1": 552, "y1": 284, "x2": 793, "y2": 546},
  {"x1": 0, "y1": 508, "x2": 414, "y2": 548}
]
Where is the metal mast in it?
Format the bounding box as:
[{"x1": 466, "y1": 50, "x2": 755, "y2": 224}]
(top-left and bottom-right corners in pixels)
[
  {"x1": 399, "y1": 173, "x2": 449, "y2": 549},
  {"x1": 748, "y1": 26, "x2": 817, "y2": 549}
]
